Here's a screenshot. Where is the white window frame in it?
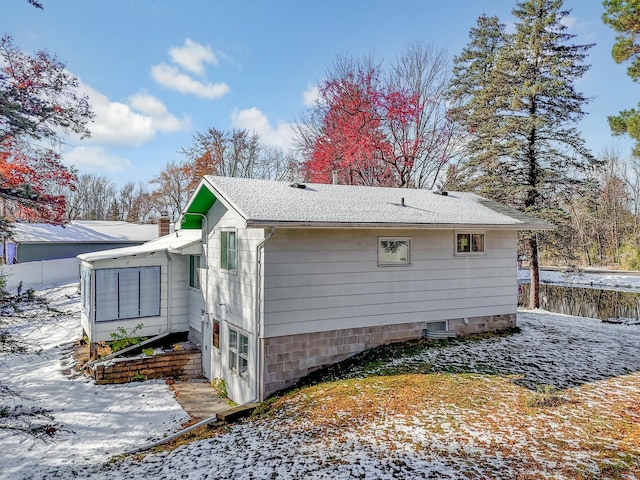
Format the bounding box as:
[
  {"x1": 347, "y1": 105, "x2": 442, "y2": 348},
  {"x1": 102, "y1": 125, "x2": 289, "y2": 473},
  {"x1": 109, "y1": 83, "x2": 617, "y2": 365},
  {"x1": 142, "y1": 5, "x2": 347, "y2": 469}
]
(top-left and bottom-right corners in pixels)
[
  {"x1": 220, "y1": 230, "x2": 237, "y2": 272},
  {"x1": 228, "y1": 326, "x2": 249, "y2": 377},
  {"x1": 378, "y1": 237, "x2": 411, "y2": 266},
  {"x1": 81, "y1": 265, "x2": 91, "y2": 315},
  {"x1": 94, "y1": 266, "x2": 161, "y2": 322},
  {"x1": 455, "y1": 230, "x2": 486, "y2": 255},
  {"x1": 189, "y1": 255, "x2": 201, "y2": 289}
]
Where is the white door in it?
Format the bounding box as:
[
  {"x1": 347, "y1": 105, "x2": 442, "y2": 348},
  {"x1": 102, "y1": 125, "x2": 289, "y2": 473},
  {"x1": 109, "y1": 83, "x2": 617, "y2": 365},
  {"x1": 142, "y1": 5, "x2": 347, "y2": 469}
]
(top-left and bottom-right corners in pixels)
[{"x1": 201, "y1": 313, "x2": 212, "y2": 380}]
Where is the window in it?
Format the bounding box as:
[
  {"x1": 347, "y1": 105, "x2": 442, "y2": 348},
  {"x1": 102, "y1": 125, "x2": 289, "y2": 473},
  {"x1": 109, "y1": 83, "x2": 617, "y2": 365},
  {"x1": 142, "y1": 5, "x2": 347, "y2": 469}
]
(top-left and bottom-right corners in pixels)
[
  {"x1": 456, "y1": 231, "x2": 486, "y2": 254},
  {"x1": 189, "y1": 255, "x2": 201, "y2": 289},
  {"x1": 220, "y1": 230, "x2": 237, "y2": 271},
  {"x1": 378, "y1": 237, "x2": 411, "y2": 266},
  {"x1": 94, "y1": 267, "x2": 160, "y2": 322},
  {"x1": 228, "y1": 327, "x2": 248, "y2": 376},
  {"x1": 212, "y1": 320, "x2": 220, "y2": 349}
]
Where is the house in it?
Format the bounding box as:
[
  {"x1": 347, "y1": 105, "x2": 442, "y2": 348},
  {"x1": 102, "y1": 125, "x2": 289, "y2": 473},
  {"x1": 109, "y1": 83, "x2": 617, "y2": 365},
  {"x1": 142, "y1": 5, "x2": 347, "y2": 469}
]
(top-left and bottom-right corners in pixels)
[
  {"x1": 78, "y1": 176, "x2": 553, "y2": 404},
  {"x1": 4, "y1": 220, "x2": 162, "y2": 264}
]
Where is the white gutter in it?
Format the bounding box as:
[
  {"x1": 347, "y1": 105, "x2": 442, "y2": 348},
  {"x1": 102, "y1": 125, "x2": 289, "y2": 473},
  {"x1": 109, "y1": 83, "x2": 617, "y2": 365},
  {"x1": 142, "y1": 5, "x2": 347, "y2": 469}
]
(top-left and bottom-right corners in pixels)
[
  {"x1": 243, "y1": 221, "x2": 555, "y2": 231},
  {"x1": 251, "y1": 226, "x2": 275, "y2": 403}
]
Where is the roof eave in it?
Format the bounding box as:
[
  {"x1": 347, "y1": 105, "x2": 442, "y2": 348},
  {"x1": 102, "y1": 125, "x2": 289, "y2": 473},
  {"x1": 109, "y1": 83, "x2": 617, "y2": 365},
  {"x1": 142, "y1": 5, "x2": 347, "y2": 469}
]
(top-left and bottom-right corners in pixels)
[{"x1": 244, "y1": 220, "x2": 556, "y2": 230}]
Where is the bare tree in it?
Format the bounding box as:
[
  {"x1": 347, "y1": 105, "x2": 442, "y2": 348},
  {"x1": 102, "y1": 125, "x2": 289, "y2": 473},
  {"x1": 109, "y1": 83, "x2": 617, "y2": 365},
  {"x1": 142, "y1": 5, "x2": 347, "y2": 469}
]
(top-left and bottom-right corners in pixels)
[
  {"x1": 150, "y1": 161, "x2": 191, "y2": 222},
  {"x1": 119, "y1": 181, "x2": 154, "y2": 223},
  {"x1": 181, "y1": 128, "x2": 295, "y2": 192},
  {"x1": 57, "y1": 174, "x2": 116, "y2": 221},
  {"x1": 388, "y1": 42, "x2": 464, "y2": 188}
]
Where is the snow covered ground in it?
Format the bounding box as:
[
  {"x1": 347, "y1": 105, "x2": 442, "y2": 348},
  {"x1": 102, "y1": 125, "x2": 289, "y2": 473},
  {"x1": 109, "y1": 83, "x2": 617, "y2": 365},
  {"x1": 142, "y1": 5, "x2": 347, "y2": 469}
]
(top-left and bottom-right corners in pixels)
[
  {"x1": 0, "y1": 283, "x2": 189, "y2": 480},
  {"x1": 1, "y1": 280, "x2": 640, "y2": 479},
  {"x1": 523, "y1": 267, "x2": 640, "y2": 292}
]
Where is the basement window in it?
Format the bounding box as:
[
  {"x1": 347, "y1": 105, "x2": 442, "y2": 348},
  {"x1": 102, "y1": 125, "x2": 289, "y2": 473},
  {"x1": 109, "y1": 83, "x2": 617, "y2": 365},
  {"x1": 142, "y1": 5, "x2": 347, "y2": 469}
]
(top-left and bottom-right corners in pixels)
[
  {"x1": 455, "y1": 231, "x2": 486, "y2": 255},
  {"x1": 378, "y1": 237, "x2": 411, "y2": 266}
]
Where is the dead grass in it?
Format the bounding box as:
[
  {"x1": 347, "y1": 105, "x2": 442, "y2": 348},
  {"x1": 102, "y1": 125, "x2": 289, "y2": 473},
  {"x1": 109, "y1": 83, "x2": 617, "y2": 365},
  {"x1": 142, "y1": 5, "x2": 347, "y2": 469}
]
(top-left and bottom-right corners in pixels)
[
  {"x1": 128, "y1": 328, "x2": 640, "y2": 478},
  {"x1": 162, "y1": 369, "x2": 639, "y2": 477},
  {"x1": 257, "y1": 372, "x2": 640, "y2": 479}
]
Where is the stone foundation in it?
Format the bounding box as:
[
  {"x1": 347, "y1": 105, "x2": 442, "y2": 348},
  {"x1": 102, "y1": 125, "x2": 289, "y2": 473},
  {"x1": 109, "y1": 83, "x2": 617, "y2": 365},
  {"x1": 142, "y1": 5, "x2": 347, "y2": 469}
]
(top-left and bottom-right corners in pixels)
[
  {"x1": 448, "y1": 313, "x2": 516, "y2": 336},
  {"x1": 88, "y1": 349, "x2": 202, "y2": 385},
  {"x1": 262, "y1": 313, "x2": 516, "y2": 398}
]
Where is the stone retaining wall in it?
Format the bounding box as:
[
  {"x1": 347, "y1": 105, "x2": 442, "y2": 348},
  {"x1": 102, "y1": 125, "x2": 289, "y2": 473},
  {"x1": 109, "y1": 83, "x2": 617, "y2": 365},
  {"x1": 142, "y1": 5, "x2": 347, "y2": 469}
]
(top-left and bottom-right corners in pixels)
[
  {"x1": 88, "y1": 349, "x2": 202, "y2": 385},
  {"x1": 262, "y1": 313, "x2": 515, "y2": 398}
]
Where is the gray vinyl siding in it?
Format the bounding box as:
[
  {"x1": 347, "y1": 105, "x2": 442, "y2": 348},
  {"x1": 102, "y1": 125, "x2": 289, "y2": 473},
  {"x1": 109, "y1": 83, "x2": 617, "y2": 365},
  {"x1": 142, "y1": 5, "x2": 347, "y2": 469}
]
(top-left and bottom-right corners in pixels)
[
  {"x1": 205, "y1": 200, "x2": 263, "y2": 335},
  {"x1": 204, "y1": 200, "x2": 263, "y2": 405},
  {"x1": 262, "y1": 228, "x2": 518, "y2": 337},
  {"x1": 17, "y1": 242, "x2": 143, "y2": 262},
  {"x1": 188, "y1": 285, "x2": 205, "y2": 334},
  {"x1": 168, "y1": 254, "x2": 190, "y2": 332}
]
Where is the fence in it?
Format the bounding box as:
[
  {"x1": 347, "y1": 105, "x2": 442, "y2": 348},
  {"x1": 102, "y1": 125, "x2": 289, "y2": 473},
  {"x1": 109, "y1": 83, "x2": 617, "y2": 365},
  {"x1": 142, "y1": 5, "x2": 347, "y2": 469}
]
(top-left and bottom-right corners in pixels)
[{"x1": 1, "y1": 258, "x2": 80, "y2": 291}]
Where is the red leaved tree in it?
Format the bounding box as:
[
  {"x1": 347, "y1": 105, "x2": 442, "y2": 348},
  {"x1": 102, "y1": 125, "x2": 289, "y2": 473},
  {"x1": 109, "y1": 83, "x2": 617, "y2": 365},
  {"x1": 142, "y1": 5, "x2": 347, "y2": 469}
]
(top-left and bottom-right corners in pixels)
[
  {"x1": 0, "y1": 140, "x2": 76, "y2": 224},
  {"x1": 297, "y1": 46, "x2": 462, "y2": 188},
  {"x1": 0, "y1": 35, "x2": 93, "y2": 229},
  {"x1": 302, "y1": 61, "x2": 417, "y2": 186}
]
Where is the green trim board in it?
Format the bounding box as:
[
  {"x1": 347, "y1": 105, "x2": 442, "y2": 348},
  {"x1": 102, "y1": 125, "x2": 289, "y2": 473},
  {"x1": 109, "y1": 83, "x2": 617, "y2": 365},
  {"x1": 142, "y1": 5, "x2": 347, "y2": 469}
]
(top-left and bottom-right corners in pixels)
[{"x1": 182, "y1": 186, "x2": 216, "y2": 229}]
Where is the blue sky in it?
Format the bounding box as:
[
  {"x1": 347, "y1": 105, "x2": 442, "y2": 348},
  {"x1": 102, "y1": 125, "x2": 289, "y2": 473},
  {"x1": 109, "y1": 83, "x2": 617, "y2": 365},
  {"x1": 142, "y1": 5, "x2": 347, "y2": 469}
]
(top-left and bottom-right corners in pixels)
[{"x1": 5, "y1": 0, "x2": 635, "y2": 186}]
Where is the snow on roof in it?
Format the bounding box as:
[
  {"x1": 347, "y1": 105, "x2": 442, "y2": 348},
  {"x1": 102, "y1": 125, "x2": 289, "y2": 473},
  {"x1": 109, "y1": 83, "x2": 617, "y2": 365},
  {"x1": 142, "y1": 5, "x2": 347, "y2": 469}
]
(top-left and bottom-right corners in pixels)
[
  {"x1": 77, "y1": 229, "x2": 201, "y2": 262},
  {"x1": 201, "y1": 176, "x2": 554, "y2": 230},
  {"x1": 9, "y1": 220, "x2": 159, "y2": 244}
]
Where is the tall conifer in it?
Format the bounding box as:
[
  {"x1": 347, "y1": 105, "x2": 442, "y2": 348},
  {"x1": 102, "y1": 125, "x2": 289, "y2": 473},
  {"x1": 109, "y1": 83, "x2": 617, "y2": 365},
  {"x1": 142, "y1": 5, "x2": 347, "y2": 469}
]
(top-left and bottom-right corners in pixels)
[{"x1": 450, "y1": 0, "x2": 596, "y2": 307}]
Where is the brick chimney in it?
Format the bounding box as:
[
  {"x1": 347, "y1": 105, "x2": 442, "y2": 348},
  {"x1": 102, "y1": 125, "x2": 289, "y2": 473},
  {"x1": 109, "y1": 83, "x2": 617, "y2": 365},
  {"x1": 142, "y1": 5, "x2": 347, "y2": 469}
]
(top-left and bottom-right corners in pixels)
[{"x1": 158, "y1": 211, "x2": 170, "y2": 237}]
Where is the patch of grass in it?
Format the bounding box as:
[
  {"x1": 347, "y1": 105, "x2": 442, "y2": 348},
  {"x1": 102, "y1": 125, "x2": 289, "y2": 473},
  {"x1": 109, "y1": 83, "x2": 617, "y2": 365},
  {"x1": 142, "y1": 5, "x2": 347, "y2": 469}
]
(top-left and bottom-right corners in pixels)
[
  {"x1": 524, "y1": 384, "x2": 566, "y2": 407},
  {"x1": 211, "y1": 377, "x2": 227, "y2": 398},
  {"x1": 597, "y1": 454, "x2": 638, "y2": 479},
  {"x1": 291, "y1": 327, "x2": 521, "y2": 389}
]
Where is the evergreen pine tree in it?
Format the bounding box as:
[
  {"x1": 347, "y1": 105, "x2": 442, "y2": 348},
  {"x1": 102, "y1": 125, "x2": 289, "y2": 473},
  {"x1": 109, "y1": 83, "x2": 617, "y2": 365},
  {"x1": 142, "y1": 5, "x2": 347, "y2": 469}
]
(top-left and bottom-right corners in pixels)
[
  {"x1": 602, "y1": 0, "x2": 640, "y2": 156},
  {"x1": 450, "y1": 0, "x2": 597, "y2": 307}
]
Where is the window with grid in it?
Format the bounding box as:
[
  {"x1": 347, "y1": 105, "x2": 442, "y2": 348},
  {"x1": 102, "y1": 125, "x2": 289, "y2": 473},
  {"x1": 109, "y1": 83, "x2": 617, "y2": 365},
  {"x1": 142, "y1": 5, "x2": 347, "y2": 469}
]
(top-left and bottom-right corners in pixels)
[
  {"x1": 228, "y1": 327, "x2": 248, "y2": 376},
  {"x1": 94, "y1": 266, "x2": 160, "y2": 322},
  {"x1": 220, "y1": 230, "x2": 237, "y2": 271},
  {"x1": 455, "y1": 231, "x2": 486, "y2": 254}
]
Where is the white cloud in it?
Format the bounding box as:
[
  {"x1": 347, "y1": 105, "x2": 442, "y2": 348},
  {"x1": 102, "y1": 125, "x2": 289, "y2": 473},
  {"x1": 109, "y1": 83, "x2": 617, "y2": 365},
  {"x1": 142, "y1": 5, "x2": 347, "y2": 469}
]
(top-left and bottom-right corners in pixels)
[
  {"x1": 169, "y1": 38, "x2": 217, "y2": 74},
  {"x1": 561, "y1": 15, "x2": 576, "y2": 29},
  {"x1": 151, "y1": 63, "x2": 230, "y2": 100},
  {"x1": 230, "y1": 107, "x2": 294, "y2": 150},
  {"x1": 128, "y1": 92, "x2": 190, "y2": 133},
  {"x1": 79, "y1": 84, "x2": 189, "y2": 147},
  {"x1": 303, "y1": 85, "x2": 320, "y2": 106},
  {"x1": 64, "y1": 146, "x2": 133, "y2": 174},
  {"x1": 128, "y1": 92, "x2": 169, "y2": 117}
]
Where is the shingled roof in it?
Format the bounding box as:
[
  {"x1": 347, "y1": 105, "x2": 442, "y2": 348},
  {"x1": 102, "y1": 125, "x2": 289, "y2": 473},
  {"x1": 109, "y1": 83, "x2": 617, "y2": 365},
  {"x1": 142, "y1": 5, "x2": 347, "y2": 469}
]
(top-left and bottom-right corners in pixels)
[{"x1": 181, "y1": 176, "x2": 554, "y2": 231}]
